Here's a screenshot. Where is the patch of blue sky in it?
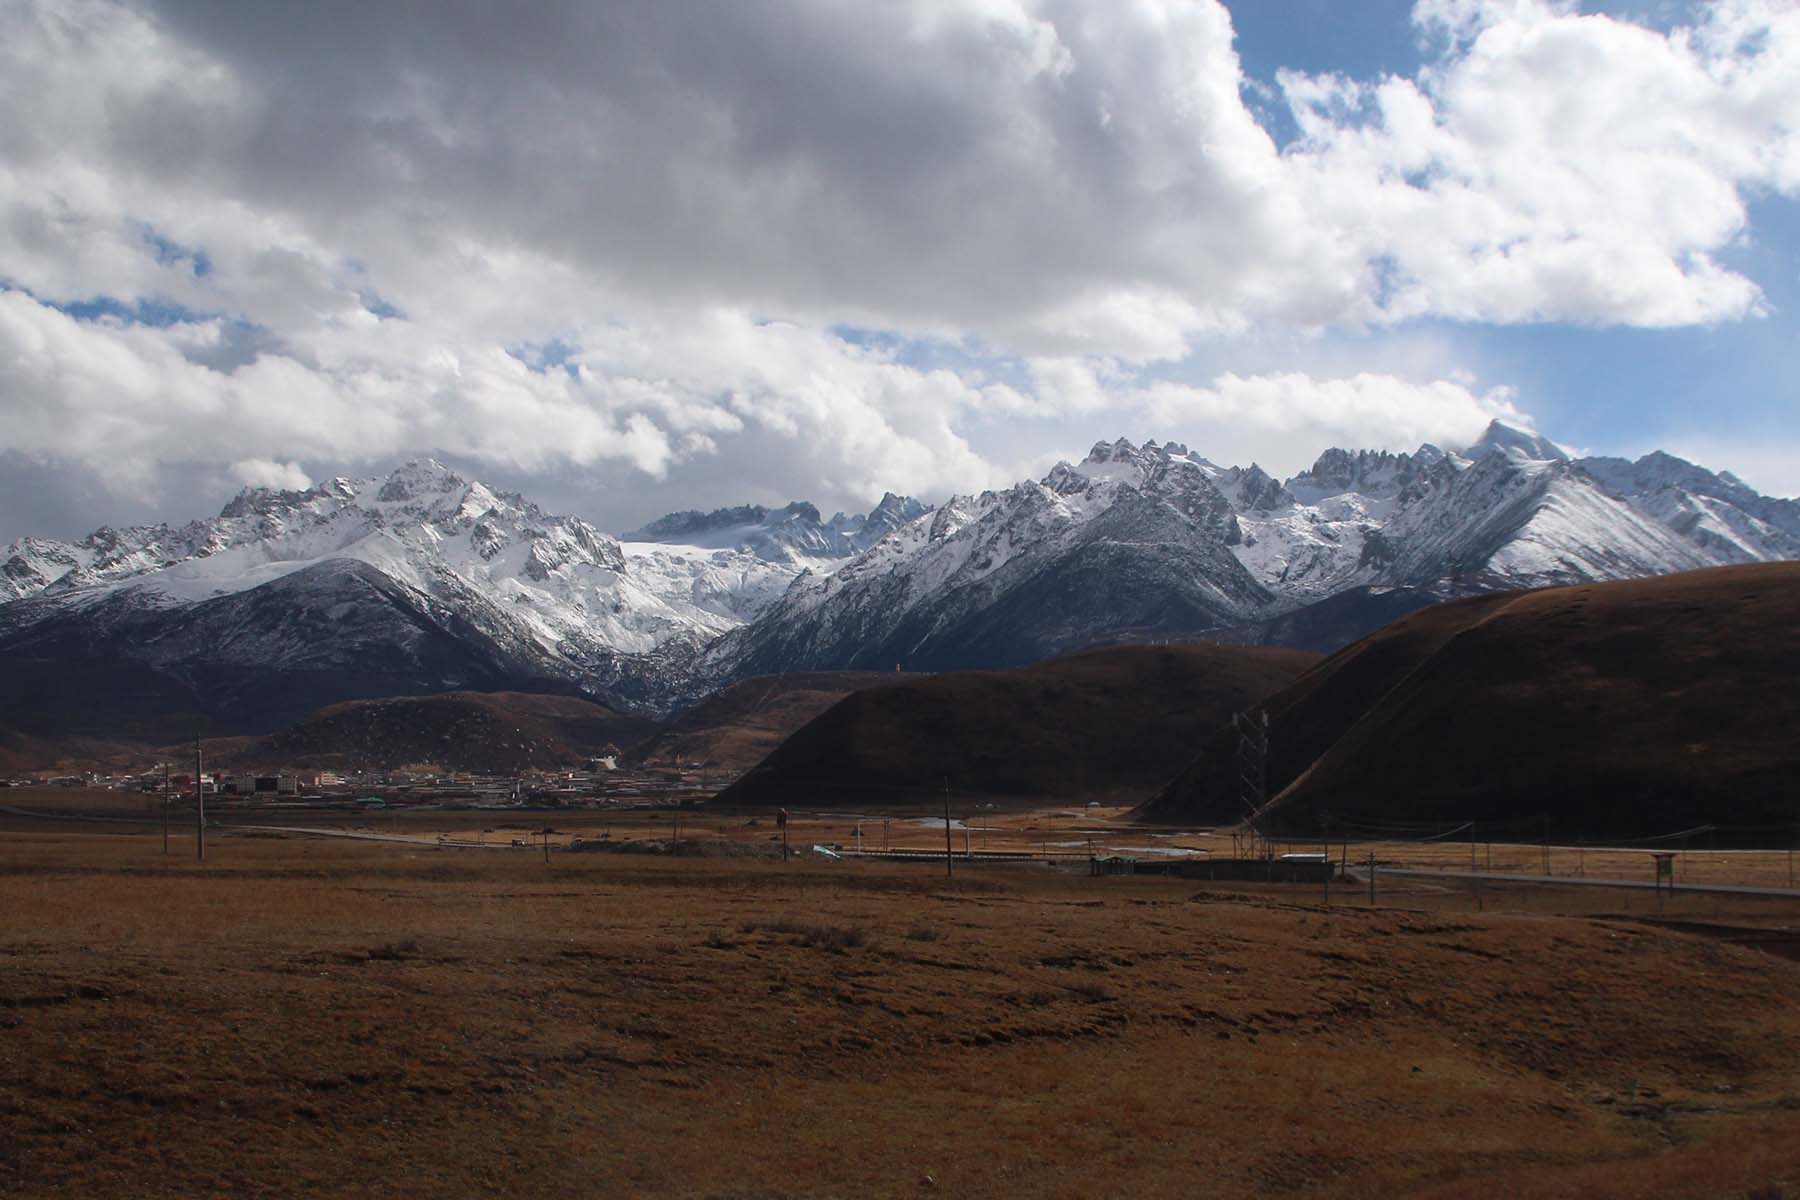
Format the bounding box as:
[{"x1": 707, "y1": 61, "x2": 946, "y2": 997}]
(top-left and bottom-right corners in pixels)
[
  {"x1": 826, "y1": 322, "x2": 1029, "y2": 387},
  {"x1": 359, "y1": 291, "x2": 403, "y2": 320},
  {"x1": 41, "y1": 291, "x2": 214, "y2": 328},
  {"x1": 1580, "y1": 0, "x2": 1699, "y2": 35},
  {"x1": 137, "y1": 223, "x2": 210, "y2": 277},
  {"x1": 1229, "y1": 2, "x2": 1719, "y2": 148},
  {"x1": 505, "y1": 337, "x2": 580, "y2": 377},
  {"x1": 827, "y1": 324, "x2": 906, "y2": 355},
  {"x1": 1222, "y1": 0, "x2": 1796, "y2": 482},
  {"x1": 1409, "y1": 321, "x2": 1798, "y2": 473},
  {"x1": 1227, "y1": 0, "x2": 1420, "y2": 146},
  {"x1": 1515, "y1": 193, "x2": 1793, "y2": 446}
]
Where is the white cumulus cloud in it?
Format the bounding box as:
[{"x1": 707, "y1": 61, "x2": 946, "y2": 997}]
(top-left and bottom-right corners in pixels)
[
  {"x1": 0, "y1": 0, "x2": 1793, "y2": 534},
  {"x1": 228, "y1": 458, "x2": 311, "y2": 491}
]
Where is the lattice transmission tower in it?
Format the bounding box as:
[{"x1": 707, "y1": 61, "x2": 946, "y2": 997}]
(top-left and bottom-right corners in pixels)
[{"x1": 1234, "y1": 709, "x2": 1268, "y2": 858}]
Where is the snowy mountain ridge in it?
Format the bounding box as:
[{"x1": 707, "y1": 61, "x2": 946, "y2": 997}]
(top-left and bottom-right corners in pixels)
[
  {"x1": 2, "y1": 421, "x2": 1794, "y2": 723},
  {"x1": 699, "y1": 420, "x2": 1800, "y2": 687},
  {"x1": 0, "y1": 462, "x2": 920, "y2": 661}
]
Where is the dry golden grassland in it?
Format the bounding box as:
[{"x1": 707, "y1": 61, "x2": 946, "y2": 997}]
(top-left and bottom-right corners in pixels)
[{"x1": 4, "y1": 798, "x2": 1800, "y2": 1198}]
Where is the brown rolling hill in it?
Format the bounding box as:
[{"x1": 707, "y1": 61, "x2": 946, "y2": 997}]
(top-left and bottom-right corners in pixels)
[
  {"x1": 627, "y1": 671, "x2": 899, "y2": 775},
  {"x1": 196, "y1": 691, "x2": 659, "y2": 773},
  {"x1": 0, "y1": 729, "x2": 153, "y2": 775},
  {"x1": 1140, "y1": 563, "x2": 1800, "y2": 839},
  {"x1": 715, "y1": 643, "x2": 1320, "y2": 809}
]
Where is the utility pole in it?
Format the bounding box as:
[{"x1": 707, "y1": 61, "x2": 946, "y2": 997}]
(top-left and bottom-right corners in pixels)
[
  {"x1": 162, "y1": 762, "x2": 170, "y2": 855},
  {"x1": 542, "y1": 827, "x2": 550, "y2": 865},
  {"x1": 943, "y1": 777, "x2": 953, "y2": 879},
  {"x1": 194, "y1": 732, "x2": 205, "y2": 863}
]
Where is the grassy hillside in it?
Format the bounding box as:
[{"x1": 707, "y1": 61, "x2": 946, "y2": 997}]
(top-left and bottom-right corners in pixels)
[
  {"x1": 627, "y1": 671, "x2": 898, "y2": 775},
  {"x1": 717, "y1": 642, "x2": 1318, "y2": 809},
  {"x1": 1142, "y1": 564, "x2": 1800, "y2": 839},
  {"x1": 197, "y1": 691, "x2": 658, "y2": 773},
  {"x1": 0, "y1": 729, "x2": 153, "y2": 775}
]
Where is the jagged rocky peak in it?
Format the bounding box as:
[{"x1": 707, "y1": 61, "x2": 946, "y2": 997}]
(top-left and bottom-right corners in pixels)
[
  {"x1": 1070, "y1": 436, "x2": 1165, "y2": 483},
  {"x1": 1461, "y1": 420, "x2": 1569, "y2": 464},
  {"x1": 1290, "y1": 446, "x2": 1420, "y2": 498},
  {"x1": 1051, "y1": 437, "x2": 1233, "y2": 501},
  {"x1": 1086, "y1": 436, "x2": 1142, "y2": 464},
  {"x1": 625, "y1": 501, "x2": 819, "y2": 548},
  {"x1": 79, "y1": 524, "x2": 130, "y2": 552},
  {"x1": 520, "y1": 515, "x2": 628, "y2": 580},
  {"x1": 470, "y1": 519, "x2": 509, "y2": 561},
  {"x1": 376, "y1": 457, "x2": 467, "y2": 502},
  {"x1": 626, "y1": 504, "x2": 773, "y2": 541},
  {"x1": 859, "y1": 491, "x2": 929, "y2": 529},
  {"x1": 1579, "y1": 450, "x2": 1742, "y2": 499},
  {"x1": 628, "y1": 493, "x2": 931, "y2": 558},
  {"x1": 216, "y1": 472, "x2": 367, "y2": 525},
  {"x1": 1042, "y1": 461, "x2": 1088, "y2": 495},
  {"x1": 220, "y1": 482, "x2": 323, "y2": 519},
  {"x1": 2, "y1": 553, "x2": 55, "y2": 593},
  {"x1": 1140, "y1": 456, "x2": 1244, "y2": 541},
  {"x1": 772, "y1": 501, "x2": 824, "y2": 526},
  {"x1": 564, "y1": 518, "x2": 623, "y2": 564},
  {"x1": 1067, "y1": 436, "x2": 1175, "y2": 487},
  {"x1": 1232, "y1": 463, "x2": 1289, "y2": 512}
]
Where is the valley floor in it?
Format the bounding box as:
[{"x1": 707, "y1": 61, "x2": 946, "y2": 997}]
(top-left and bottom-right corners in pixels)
[{"x1": 4, "y1": 806, "x2": 1800, "y2": 1198}]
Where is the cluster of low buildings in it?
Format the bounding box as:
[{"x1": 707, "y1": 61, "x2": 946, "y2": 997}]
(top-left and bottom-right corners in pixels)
[{"x1": 3, "y1": 760, "x2": 726, "y2": 810}]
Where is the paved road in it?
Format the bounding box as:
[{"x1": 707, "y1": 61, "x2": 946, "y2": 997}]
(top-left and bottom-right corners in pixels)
[
  {"x1": 1369, "y1": 865, "x2": 1800, "y2": 900},
  {"x1": 235, "y1": 824, "x2": 523, "y2": 849},
  {"x1": 0, "y1": 807, "x2": 522, "y2": 851}
]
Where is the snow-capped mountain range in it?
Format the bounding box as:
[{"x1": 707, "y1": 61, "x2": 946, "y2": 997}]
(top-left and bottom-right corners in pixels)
[
  {"x1": 1, "y1": 460, "x2": 921, "y2": 649},
  {"x1": 698, "y1": 421, "x2": 1799, "y2": 683},
  {"x1": 2, "y1": 420, "x2": 1795, "y2": 734}
]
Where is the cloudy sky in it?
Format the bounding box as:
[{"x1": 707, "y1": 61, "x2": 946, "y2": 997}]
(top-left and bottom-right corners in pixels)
[{"x1": 1, "y1": 0, "x2": 1796, "y2": 541}]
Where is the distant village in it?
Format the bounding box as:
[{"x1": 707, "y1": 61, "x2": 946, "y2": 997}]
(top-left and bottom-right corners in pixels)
[{"x1": 0, "y1": 756, "x2": 727, "y2": 810}]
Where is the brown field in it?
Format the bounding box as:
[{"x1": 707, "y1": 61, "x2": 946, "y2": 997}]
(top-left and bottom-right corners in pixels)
[{"x1": 5, "y1": 794, "x2": 1800, "y2": 1198}]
